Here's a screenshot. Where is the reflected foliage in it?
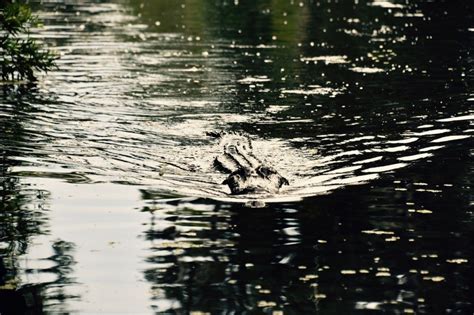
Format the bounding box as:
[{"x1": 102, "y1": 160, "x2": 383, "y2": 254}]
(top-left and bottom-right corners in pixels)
[
  {"x1": 0, "y1": 159, "x2": 79, "y2": 313},
  {"x1": 140, "y1": 199, "x2": 321, "y2": 313}
]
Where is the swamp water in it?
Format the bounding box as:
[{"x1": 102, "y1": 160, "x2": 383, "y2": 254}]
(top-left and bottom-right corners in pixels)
[{"x1": 0, "y1": 0, "x2": 472, "y2": 313}]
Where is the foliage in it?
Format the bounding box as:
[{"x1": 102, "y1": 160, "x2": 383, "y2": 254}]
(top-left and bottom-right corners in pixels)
[{"x1": 1, "y1": 3, "x2": 57, "y2": 81}]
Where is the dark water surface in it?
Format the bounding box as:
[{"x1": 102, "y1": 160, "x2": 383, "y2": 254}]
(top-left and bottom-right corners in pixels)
[{"x1": 1, "y1": 0, "x2": 473, "y2": 313}]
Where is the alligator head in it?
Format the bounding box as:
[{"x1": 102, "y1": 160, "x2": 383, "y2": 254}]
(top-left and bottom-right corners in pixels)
[{"x1": 222, "y1": 165, "x2": 289, "y2": 195}]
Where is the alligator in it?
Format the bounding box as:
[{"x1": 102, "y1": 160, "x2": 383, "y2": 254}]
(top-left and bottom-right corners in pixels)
[{"x1": 208, "y1": 131, "x2": 289, "y2": 195}]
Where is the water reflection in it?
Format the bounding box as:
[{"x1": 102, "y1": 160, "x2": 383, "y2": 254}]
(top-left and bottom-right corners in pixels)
[
  {"x1": 140, "y1": 197, "x2": 321, "y2": 313},
  {"x1": 0, "y1": 161, "x2": 78, "y2": 313}
]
